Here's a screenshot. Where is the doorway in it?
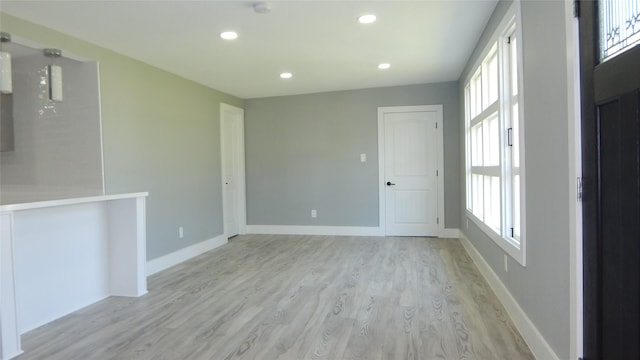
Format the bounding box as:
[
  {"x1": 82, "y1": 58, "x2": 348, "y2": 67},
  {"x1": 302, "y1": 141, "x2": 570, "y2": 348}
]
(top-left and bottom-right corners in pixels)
[
  {"x1": 378, "y1": 105, "x2": 444, "y2": 237},
  {"x1": 220, "y1": 103, "x2": 246, "y2": 239},
  {"x1": 579, "y1": 1, "x2": 640, "y2": 359}
]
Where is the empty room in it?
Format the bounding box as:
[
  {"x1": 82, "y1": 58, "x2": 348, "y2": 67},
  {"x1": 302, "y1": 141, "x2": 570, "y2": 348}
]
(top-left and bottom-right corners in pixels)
[{"x1": 1, "y1": 1, "x2": 639, "y2": 360}]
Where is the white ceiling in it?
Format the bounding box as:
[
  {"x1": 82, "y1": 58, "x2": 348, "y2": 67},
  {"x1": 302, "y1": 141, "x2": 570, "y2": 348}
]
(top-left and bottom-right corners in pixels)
[{"x1": 1, "y1": 0, "x2": 498, "y2": 99}]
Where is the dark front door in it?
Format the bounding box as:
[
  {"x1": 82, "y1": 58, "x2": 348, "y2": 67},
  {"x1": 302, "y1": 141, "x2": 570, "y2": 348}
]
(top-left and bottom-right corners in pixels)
[{"x1": 580, "y1": 1, "x2": 640, "y2": 359}]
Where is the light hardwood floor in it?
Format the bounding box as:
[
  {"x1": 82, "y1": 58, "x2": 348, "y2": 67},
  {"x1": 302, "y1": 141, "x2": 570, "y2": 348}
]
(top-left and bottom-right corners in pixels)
[{"x1": 17, "y1": 235, "x2": 534, "y2": 360}]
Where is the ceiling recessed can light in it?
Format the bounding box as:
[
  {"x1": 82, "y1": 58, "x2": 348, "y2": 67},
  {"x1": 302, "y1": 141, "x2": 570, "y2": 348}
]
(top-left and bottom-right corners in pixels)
[
  {"x1": 358, "y1": 14, "x2": 376, "y2": 24},
  {"x1": 378, "y1": 63, "x2": 391, "y2": 70},
  {"x1": 280, "y1": 72, "x2": 293, "y2": 79},
  {"x1": 220, "y1": 31, "x2": 238, "y2": 40}
]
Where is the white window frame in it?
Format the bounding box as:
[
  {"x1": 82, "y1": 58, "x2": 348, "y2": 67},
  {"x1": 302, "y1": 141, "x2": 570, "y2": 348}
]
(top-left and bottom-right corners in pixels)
[{"x1": 464, "y1": 1, "x2": 526, "y2": 265}]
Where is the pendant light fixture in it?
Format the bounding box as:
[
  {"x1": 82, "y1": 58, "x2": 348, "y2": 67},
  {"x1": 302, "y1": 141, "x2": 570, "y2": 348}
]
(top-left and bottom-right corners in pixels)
[
  {"x1": 0, "y1": 32, "x2": 12, "y2": 95},
  {"x1": 44, "y1": 48, "x2": 63, "y2": 102}
]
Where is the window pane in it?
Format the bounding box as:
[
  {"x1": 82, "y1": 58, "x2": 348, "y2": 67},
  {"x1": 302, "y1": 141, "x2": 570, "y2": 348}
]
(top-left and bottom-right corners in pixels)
[
  {"x1": 489, "y1": 176, "x2": 501, "y2": 231},
  {"x1": 470, "y1": 70, "x2": 482, "y2": 118},
  {"x1": 482, "y1": 175, "x2": 500, "y2": 232},
  {"x1": 464, "y1": 85, "x2": 470, "y2": 122},
  {"x1": 473, "y1": 72, "x2": 482, "y2": 117},
  {"x1": 600, "y1": 0, "x2": 640, "y2": 61},
  {"x1": 483, "y1": 175, "x2": 490, "y2": 224},
  {"x1": 472, "y1": 123, "x2": 483, "y2": 166},
  {"x1": 510, "y1": 35, "x2": 518, "y2": 97},
  {"x1": 472, "y1": 174, "x2": 484, "y2": 219},
  {"x1": 486, "y1": 51, "x2": 499, "y2": 107},
  {"x1": 488, "y1": 114, "x2": 500, "y2": 166},
  {"x1": 468, "y1": 81, "x2": 476, "y2": 119},
  {"x1": 466, "y1": 164, "x2": 472, "y2": 210}
]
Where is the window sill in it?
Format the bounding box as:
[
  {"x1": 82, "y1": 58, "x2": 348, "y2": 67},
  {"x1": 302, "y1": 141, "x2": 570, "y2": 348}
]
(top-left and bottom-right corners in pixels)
[{"x1": 466, "y1": 210, "x2": 526, "y2": 266}]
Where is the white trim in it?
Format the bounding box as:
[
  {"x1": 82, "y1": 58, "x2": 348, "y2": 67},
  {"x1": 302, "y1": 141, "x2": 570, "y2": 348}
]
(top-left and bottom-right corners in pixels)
[
  {"x1": 0, "y1": 192, "x2": 149, "y2": 212},
  {"x1": 564, "y1": 1, "x2": 584, "y2": 358},
  {"x1": 246, "y1": 225, "x2": 461, "y2": 239},
  {"x1": 514, "y1": 0, "x2": 527, "y2": 265},
  {"x1": 146, "y1": 235, "x2": 228, "y2": 276},
  {"x1": 466, "y1": 210, "x2": 524, "y2": 265},
  {"x1": 377, "y1": 105, "x2": 445, "y2": 237},
  {"x1": 246, "y1": 225, "x2": 383, "y2": 237},
  {"x1": 220, "y1": 103, "x2": 247, "y2": 237},
  {"x1": 378, "y1": 110, "x2": 387, "y2": 232},
  {"x1": 459, "y1": 232, "x2": 559, "y2": 360},
  {"x1": 0, "y1": 212, "x2": 23, "y2": 360},
  {"x1": 463, "y1": 0, "x2": 526, "y2": 266},
  {"x1": 440, "y1": 228, "x2": 460, "y2": 238}
]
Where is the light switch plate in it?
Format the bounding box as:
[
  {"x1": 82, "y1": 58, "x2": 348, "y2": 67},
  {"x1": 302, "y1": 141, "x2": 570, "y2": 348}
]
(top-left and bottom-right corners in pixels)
[{"x1": 360, "y1": 153, "x2": 366, "y2": 162}]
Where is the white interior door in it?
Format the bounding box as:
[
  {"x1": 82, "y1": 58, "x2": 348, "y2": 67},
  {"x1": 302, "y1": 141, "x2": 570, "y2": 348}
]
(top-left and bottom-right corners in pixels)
[
  {"x1": 220, "y1": 103, "x2": 246, "y2": 238},
  {"x1": 382, "y1": 109, "x2": 439, "y2": 236}
]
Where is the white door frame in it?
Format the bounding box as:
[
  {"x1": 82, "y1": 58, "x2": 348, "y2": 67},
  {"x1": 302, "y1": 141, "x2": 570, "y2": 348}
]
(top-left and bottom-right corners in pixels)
[
  {"x1": 564, "y1": 2, "x2": 583, "y2": 358},
  {"x1": 377, "y1": 105, "x2": 446, "y2": 237},
  {"x1": 220, "y1": 103, "x2": 247, "y2": 237}
]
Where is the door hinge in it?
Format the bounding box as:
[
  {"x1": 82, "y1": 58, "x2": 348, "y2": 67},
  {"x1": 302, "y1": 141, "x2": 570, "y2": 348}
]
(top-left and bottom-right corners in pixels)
[
  {"x1": 436, "y1": 170, "x2": 439, "y2": 176},
  {"x1": 507, "y1": 127, "x2": 513, "y2": 146},
  {"x1": 577, "y1": 177, "x2": 584, "y2": 202},
  {"x1": 510, "y1": 228, "x2": 514, "y2": 237},
  {"x1": 507, "y1": 36, "x2": 511, "y2": 44},
  {"x1": 573, "y1": 0, "x2": 580, "y2": 18},
  {"x1": 437, "y1": 217, "x2": 439, "y2": 225},
  {"x1": 435, "y1": 122, "x2": 438, "y2": 129}
]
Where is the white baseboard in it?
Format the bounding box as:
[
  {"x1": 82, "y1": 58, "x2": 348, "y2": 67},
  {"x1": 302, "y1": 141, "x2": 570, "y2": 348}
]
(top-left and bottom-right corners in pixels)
[
  {"x1": 247, "y1": 225, "x2": 461, "y2": 239},
  {"x1": 146, "y1": 235, "x2": 228, "y2": 276},
  {"x1": 459, "y1": 232, "x2": 559, "y2": 360},
  {"x1": 439, "y1": 228, "x2": 460, "y2": 238},
  {"x1": 245, "y1": 225, "x2": 384, "y2": 237}
]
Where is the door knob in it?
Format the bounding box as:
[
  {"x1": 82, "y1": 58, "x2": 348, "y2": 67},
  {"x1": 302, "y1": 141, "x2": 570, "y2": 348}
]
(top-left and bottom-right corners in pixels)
[{"x1": 386, "y1": 181, "x2": 396, "y2": 186}]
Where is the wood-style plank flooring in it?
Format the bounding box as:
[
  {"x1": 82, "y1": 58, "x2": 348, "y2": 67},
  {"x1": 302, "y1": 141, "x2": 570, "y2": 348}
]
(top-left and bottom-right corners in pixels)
[{"x1": 16, "y1": 235, "x2": 534, "y2": 360}]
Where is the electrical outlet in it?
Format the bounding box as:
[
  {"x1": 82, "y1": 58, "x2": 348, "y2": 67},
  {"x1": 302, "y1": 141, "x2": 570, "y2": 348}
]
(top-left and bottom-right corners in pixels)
[
  {"x1": 504, "y1": 254, "x2": 508, "y2": 272},
  {"x1": 360, "y1": 153, "x2": 367, "y2": 162},
  {"x1": 179, "y1": 226, "x2": 184, "y2": 238},
  {"x1": 311, "y1": 209, "x2": 317, "y2": 218}
]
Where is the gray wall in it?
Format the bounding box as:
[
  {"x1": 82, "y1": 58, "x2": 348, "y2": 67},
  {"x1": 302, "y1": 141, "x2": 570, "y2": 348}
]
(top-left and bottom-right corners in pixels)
[
  {"x1": 1, "y1": 13, "x2": 244, "y2": 260},
  {"x1": 1, "y1": 53, "x2": 102, "y2": 204},
  {"x1": 245, "y1": 83, "x2": 460, "y2": 228},
  {"x1": 459, "y1": 1, "x2": 571, "y2": 358}
]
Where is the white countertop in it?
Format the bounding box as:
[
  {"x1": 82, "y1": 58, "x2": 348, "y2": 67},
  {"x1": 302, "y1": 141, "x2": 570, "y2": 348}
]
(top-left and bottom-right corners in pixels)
[{"x1": 0, "y1": 192, "x2": 149, "y2": 212}]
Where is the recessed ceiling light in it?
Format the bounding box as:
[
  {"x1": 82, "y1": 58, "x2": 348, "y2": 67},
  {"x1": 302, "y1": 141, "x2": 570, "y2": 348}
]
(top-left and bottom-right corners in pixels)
[
  {"x1": 378, "y1": 63, "x2": 391, "y2": 70},
  {"x1": 280, "y1": 72, "x2": 293, "y2": 79},
  {"x1": 358, "y1": 14, "x2": 377, "y2": 24},
  {"x1": 220, "y1": 31, "x2": 238, "y2": 40}
]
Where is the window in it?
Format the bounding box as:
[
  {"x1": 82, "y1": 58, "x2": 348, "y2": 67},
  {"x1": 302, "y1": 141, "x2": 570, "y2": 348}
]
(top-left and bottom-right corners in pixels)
[
  {"x1": 465, "y1": 4, "x2": 525, "y2": 265},
  {"x1": 599, "y1": 0, "x2": 640, "y2": 61}
]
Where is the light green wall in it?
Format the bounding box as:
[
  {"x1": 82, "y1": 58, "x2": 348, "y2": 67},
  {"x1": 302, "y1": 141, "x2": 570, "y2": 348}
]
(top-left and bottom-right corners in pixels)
[
  {"x1": 459, "y1": 1, "x2": 571, "y2": 358},
  {"x1": 0, "y1": 13, "x2": 243, "y2": 260},
  {"x1": 244, "y1": 83, "x2": 460, "y2": 228}
]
